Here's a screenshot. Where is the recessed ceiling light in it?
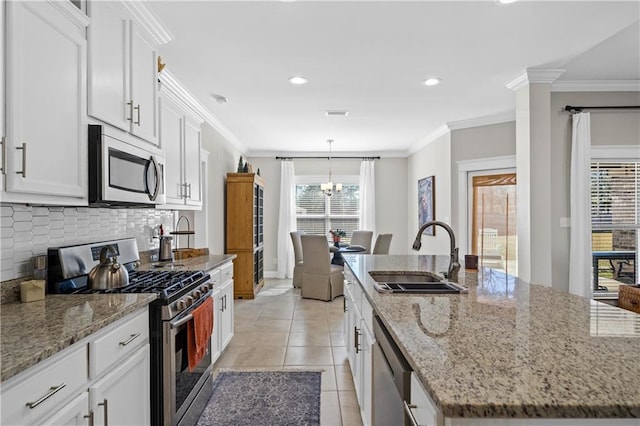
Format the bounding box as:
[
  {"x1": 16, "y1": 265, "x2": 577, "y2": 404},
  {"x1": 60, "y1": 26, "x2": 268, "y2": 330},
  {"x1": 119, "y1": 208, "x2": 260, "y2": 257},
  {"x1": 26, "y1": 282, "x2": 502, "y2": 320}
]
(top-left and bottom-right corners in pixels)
[
  {"x1": 423, "y1": 78, "x2": 441, "y2": 86},
  {"x1": 497, "y1": 0, "x2": 518, "y2": 4},
  {"x1": 326, "y1": 110, "x2": 349, "y2": 117},
  {"x1": 288, "y1": 76, "x2": 308, "y2": 85}
]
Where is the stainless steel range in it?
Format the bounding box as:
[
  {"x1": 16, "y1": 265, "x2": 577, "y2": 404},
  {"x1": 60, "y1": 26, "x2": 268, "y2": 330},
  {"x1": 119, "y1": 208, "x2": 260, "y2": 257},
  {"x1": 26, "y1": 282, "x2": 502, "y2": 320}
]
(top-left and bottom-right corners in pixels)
[{"x1": 47, "y1": 238, "x2": 214, "y2": 426}]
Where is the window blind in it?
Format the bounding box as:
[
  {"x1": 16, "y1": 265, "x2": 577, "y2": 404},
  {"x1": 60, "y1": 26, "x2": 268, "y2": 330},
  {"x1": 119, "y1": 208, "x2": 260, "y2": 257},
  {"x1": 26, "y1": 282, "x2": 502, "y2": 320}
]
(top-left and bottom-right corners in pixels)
[{"x1": 591, "y1": 161, "x2": 639, "y2": 230}]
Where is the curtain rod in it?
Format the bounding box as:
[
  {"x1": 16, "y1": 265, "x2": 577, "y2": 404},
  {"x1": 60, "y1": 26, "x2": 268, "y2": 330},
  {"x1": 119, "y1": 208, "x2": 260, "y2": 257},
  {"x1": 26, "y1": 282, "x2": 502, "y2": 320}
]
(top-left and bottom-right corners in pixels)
[
  {"x1": 276, "y1": 156, "x2": 381, "y2": 160},
  {"x1": 564, "y1": 105, "x2": 640, "y2": 113}
]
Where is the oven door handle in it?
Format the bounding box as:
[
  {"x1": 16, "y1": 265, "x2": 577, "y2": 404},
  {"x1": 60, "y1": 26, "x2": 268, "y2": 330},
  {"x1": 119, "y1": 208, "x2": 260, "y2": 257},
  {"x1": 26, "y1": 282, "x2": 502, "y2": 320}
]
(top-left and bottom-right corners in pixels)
[{"x1": 170, "y1": 313, "x2": 193, "y2": 329}]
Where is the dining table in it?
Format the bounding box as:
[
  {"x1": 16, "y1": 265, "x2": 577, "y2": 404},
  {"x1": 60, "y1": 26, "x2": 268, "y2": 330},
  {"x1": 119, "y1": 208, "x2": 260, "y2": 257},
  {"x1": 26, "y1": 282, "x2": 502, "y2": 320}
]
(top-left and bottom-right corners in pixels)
[{"x1": 330, "y1": 244, "x2": 366, "y2": 266}]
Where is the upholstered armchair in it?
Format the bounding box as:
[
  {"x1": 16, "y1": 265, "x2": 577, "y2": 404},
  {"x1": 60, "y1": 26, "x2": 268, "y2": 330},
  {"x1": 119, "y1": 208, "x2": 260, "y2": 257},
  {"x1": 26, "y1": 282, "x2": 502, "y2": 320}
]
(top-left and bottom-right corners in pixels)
[
  {"x1": 372, "y1": 233, "x2": 393, "y2": 254},
  {"x1": 300, "y1": 235, "x2": 344, "y2": 301},
  {"x1": 290, "y1": 231, "x2": 304, "y2": 288},
  {"x1": 350, "y1": 230, "x2": 374, "y2": 254}
]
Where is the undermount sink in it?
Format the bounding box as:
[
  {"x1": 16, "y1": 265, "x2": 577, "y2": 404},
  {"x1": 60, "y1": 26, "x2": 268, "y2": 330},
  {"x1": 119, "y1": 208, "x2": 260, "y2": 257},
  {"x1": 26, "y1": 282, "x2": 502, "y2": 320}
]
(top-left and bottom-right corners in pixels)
[{"x1": 369, "y1": 271, "x2": 467, "y2": 294}]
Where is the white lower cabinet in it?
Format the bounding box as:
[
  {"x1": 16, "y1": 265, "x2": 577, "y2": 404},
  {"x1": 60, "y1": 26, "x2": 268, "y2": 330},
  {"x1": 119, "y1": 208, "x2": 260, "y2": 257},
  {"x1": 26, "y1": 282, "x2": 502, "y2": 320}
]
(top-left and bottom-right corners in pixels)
[
  {"x1": 41, "y1": 393, "x2": 90, "y2": 426},
  {"x1": 89, "y1": 345, "x2": 150, "y2": 426},
  {"x1": 344, "y1": 266, "x2": 374, "y2": 426},
  {"x1": 0, "y1": 308, "x2": 150, "y2": 426},
  {"x1": 211, "y1": 261, "x2": 235, "y2": 364}
]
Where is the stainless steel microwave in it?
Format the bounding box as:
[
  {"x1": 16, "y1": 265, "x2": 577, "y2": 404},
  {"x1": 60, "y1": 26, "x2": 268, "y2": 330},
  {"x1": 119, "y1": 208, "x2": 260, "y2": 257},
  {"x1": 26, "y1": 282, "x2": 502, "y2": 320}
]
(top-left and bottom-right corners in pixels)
[{"x1": 89, "y1": 124, "x2": 166, "y2": 207}]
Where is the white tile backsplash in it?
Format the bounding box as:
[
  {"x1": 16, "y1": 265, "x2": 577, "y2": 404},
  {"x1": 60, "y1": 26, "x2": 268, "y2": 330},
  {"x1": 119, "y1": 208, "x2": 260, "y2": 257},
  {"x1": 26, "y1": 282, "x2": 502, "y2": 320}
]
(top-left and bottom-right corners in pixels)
[{"x1": 0, "y1": 205, "x2": 176, "y2": 281}]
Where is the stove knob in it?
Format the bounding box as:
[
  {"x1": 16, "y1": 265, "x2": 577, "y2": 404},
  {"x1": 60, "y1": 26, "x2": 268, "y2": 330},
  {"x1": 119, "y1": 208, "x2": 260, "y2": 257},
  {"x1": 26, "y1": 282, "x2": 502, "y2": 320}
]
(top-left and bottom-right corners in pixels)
[
  {"x1": 201, "y1": 285, "x2": 209, "y2": 293},
  {"x1": 193, "y1": 290, "x2": 202, "y2": 299},
  {"x1": 185, "y1": 296, "x2": 194, "y2": 306},
  {"x1": 176, "y1": 299, "x2": 187, "y2": 311}
]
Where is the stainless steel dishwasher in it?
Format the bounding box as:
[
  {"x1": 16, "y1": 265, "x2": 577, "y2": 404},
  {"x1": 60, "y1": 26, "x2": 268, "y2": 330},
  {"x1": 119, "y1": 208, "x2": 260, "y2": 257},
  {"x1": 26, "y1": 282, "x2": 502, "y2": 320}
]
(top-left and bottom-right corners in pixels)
[{"x1": 372, "y1": 315, "x2": 412, "y2": 426}]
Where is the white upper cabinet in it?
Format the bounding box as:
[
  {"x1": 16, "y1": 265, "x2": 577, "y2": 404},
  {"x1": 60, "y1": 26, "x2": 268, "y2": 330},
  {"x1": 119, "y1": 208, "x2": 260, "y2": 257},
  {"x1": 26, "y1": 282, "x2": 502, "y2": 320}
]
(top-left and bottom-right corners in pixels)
[
  {"x1": 159, "y1": 92, "x2": 203, "y2": 209},
  {"x1": 1, "y1": 1, "x2": 5, "y2": 193},
  {"x1": 3, "y1": 1, "x2": 89, "y2": 205},
  {"x1": 88, "y1": 1, "x2": 169, "y2": 148}
]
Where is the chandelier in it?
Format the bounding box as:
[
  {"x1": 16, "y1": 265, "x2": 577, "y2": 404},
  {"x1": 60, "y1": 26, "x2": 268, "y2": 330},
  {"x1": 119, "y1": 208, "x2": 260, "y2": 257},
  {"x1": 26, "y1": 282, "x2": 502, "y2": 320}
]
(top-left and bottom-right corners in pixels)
[{"x1": 321, "y1": 139, "x2": 342, "y2": 197}]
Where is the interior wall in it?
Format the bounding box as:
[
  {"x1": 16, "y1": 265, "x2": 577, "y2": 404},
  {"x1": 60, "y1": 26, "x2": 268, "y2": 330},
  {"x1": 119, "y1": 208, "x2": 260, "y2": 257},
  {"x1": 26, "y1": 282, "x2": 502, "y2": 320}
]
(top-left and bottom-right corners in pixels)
[
  {"x1": 450, "y1": 121, "x2": 516, "y2": 253},
  {"x1": 407, "y1": 132, "x2": 452, "y2": 256},
  {"x1": 199, "y1": 123, "x2": 243, "y2": 255},
  {"x1": 247, "y1": 156, "x2": 409, "y2": 274},
  {"x1": 549, "y1": 91, "x2": 640, "y2": 291}
]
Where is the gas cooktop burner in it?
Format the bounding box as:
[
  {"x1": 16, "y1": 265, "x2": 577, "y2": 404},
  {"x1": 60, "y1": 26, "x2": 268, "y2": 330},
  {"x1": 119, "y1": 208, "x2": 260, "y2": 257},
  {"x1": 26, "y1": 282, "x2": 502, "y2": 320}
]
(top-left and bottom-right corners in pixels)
[{"x1": 72, "y1": 270, "x2": 209, "y2": 301}]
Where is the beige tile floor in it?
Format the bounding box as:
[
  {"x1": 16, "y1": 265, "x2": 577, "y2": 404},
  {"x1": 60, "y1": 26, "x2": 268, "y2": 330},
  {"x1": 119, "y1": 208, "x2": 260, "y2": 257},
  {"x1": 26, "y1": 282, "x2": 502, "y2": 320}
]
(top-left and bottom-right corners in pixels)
[{"x1": 213, "y1": 278, "x2": 364, "y2": 426}]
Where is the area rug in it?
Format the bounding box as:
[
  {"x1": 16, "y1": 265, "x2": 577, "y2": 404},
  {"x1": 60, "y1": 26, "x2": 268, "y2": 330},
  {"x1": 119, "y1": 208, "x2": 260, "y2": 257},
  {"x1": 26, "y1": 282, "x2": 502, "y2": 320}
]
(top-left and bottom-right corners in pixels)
[{"x1": 197, "y1": 370, "x2": 321, "y2": 426}]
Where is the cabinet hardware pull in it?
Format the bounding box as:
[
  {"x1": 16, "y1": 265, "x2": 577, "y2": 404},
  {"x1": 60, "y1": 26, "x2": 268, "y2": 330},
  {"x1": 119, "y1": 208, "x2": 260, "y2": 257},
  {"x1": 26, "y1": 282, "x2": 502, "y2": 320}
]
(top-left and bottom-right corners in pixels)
[
  {"x1": 354, "y1": 326, "x2": 361, "y2": 353},
  {"x1": 84, "y1": 410, "x2": 94, "y2": 426},
  {"x1": 98, "y1": 398, "x2": 108, "y2": 426},
  {"x1": 403, "y1": 401, "x2": 420, "y2": 426},
  {"x1": 16, "y1": 143, "x2": 26, "y2": 177},
  {"x1": 119, "y1": 333, "x2": 141, "y2": 346},
  {"x1": 187, "y1": 183, "x2": 192, "y2": 199},
  {"x1": 134, "y1": 105, "x2": 141, "y2": 126},
  {"x1": 343, "y1": 297, "x2": 347, "y2": 313},
  {"x1": 0, "y1": 136, "x2": 5, "y2": 175},
  {"x1": 25, "y1": 383, "x2": 66, "y2": 408},
  {"x1": 127, "y1": 101, "x2": 133, "y2": 122},
  {"x1": 182, "y1": 182, "x2": 188, "y2": 199}
]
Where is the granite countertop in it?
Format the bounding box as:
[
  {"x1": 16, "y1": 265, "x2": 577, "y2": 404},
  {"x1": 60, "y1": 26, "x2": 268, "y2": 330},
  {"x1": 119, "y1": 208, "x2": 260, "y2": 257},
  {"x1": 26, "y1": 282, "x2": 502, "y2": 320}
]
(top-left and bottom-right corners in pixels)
[
  {"x1": 137, "y1": 254, "x2": 236, "y2": 272},
  {"x1": 343, "y1": 254, "x2": 640, "y2": 419},
  {"x1": 0, "y1": 293, "x2": 156, "y2": 382}
]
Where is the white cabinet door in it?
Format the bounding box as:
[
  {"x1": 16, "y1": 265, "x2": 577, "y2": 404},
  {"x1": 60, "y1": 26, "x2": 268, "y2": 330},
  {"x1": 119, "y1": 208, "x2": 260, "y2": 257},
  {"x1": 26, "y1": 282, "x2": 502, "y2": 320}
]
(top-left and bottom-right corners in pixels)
[
  {"x1": 159, "y1": 93, "x2": 203, "y2": 209},
  {"x1": 183, "y1": 116, "x2": 202, "y2": 207},
  {"x1": 5, "y1": 1, "x2": 87, "y2": 201},
  {"x1": 87, "y1": 1, "x2": 130, "y2": 132},
  {"x1": 219, "y1": 279, "x2": 234, "y2": 349},
  {"x1": 360, "y1": 321, "x2": 373, "y2": 426},
  {"x1": 87, "y1": 2, "x2": 159, "y2": 147},
  {"x1": 210, "y1": 289, "x2": 222, "y2": 363},
  {"x1": 130, "y1": 24, "x2": 159, "y2": 146},
  {"x1": 89, "y1": 345, "x2": 150, "y2": 426},
  {"x1": 160, "y1": 95, "x2": 185, "y2": 204},
  {"x1": 1, "y1": 1, "x2": 5, "y2": 192},
  {"x1": 41, "y1": 392, "x2": 90, "y2": 426}
]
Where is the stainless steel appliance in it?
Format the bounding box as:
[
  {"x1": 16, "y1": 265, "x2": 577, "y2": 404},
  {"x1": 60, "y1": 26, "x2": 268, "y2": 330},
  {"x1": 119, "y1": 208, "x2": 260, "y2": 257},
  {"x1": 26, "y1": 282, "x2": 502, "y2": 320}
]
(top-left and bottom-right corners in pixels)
[
  {"x1": 47, "y1": 238, "x2": 214, "y2": 426},
  {"x1": 159, "y1": 235, "x2": 174, "y2": 262},
  {"x1": 89, "y1": 124, "x2": 166, "y2": 206},
  {"x1": 372, "y1": 315, "x2": 411, "y2": 426}
]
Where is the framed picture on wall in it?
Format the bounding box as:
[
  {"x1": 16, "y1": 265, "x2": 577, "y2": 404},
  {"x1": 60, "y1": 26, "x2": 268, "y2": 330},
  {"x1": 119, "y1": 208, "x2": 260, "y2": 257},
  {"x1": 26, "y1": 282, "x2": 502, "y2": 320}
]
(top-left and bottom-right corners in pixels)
[{"x1": 418, "y1": 176, "x2": 435, "y2": 235}]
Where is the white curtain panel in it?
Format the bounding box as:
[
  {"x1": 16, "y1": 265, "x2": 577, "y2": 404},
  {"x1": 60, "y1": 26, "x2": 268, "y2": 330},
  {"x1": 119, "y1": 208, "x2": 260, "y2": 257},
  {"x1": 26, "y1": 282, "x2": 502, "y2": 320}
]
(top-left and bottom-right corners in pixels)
[
  {"x1": 359, "y1": 160, "x2": 376, "y2": 233},
  {"x1": 276, "y1": 159, "x2": 296, "y2": 279},
  {"x1": 569, "y1": 112, "x2": 593, "y2": 298}
]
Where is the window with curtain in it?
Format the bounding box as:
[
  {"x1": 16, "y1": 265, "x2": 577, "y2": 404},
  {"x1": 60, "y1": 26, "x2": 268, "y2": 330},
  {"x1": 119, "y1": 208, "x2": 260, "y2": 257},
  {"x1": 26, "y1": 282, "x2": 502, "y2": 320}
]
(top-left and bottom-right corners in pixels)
[
  {"x1": 591, "y1": 161, "x2": 639, "y2": 294},
  {"x1": 295, "y1": 176, "x2": 360, "y2": 243}
]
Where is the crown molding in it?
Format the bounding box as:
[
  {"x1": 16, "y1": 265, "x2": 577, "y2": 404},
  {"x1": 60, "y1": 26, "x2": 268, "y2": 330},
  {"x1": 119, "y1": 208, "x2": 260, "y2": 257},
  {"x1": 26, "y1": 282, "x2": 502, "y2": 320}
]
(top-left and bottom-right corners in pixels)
[
  {"x1": 506, "y1": 68, "x2": 566, "y2": 91},
  {"x1": 446, "y1": 111, "x2": 515, "y2": 131},
  {"x1": 49, "y1": 0, "x2": 90, "y2": 28},
  {"x1": 552, "y1": 80, "x2": 640, "y2": 92},
  {"x1": 159, "y1": 70, "x2": 246, "y2": 153},
  {"x1": 248, "y1": 150, "x2": 408, "y2": 158},
  {"x1": 121, "y1": 1, "x2": 173, "y2": 45},
  {"x1": 407, "y1": 124, "x2": 451, "y2": 156}
]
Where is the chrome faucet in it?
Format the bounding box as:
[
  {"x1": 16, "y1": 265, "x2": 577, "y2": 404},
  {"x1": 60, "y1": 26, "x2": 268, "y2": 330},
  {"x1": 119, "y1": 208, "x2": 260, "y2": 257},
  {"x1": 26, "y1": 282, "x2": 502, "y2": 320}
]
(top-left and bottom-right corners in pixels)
[{"x1": 412, "y1": 221, "x2": 460, "y2": 281}]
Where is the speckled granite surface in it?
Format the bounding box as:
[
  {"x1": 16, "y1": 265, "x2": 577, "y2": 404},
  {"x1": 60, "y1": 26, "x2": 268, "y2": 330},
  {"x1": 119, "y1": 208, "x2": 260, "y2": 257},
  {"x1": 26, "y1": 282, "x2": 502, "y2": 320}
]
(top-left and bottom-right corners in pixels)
[
  {"x1": 1, "y1": 293, "x2": 156, "y2": 382},
  {"x1": 137, "y1": 254, "x2": 236, "y2": 272},
  {"x1": 343, "y1": 254, "x2": 640, "y2": 419}
]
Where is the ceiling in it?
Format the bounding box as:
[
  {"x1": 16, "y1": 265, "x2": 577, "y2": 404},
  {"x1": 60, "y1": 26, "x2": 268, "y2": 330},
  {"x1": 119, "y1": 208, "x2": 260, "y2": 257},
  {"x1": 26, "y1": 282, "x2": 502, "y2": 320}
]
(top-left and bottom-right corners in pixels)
[{"x1": 150, "y1": 1, "x2": 640, "y2": 156}]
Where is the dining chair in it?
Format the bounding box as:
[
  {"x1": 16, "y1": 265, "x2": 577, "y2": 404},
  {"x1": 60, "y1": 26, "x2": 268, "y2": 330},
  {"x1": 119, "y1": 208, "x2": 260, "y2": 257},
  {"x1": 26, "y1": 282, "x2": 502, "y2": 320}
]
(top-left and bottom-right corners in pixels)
[
  {"x1": 372, "y1": 233, "x2": 393, "y2": 254},
  {"x1": 290, "y1": 231, "x2": 304, "y2": 288},
  {"x1": 350, "y1": 230, "x2": 374, "y2": 254},
  {"x1": 300, "y1": 235, "x2": 344, "y2": 301}
]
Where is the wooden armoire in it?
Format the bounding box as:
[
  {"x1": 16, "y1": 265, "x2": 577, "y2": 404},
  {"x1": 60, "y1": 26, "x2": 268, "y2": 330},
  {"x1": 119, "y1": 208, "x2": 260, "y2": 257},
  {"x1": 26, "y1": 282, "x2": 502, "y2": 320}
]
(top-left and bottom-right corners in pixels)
[{"x1": 225, "y1": 173, "x2": 264, "y2": 299}]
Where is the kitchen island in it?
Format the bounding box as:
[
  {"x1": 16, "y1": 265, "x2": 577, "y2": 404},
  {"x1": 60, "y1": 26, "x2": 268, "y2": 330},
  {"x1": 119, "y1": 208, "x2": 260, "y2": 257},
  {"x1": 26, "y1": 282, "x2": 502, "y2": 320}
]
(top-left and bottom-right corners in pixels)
[{"x1": 343, "y1": 254, "x2": 640, "y2": 421}]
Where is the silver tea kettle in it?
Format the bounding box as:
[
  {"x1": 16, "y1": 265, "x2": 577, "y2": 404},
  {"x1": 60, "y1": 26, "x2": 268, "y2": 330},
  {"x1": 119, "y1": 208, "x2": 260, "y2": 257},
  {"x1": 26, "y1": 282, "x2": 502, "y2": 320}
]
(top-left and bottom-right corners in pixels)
[{"x1": 88, "y1": 245, "x2": 129, "y2": 290}]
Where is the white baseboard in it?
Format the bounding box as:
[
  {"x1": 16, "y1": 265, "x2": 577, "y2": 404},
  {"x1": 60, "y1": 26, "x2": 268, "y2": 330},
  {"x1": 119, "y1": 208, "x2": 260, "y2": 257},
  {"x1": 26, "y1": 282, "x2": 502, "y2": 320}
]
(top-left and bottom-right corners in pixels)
[{"x1": 264, "y1": 271, "x2": 277, "y2": 278}]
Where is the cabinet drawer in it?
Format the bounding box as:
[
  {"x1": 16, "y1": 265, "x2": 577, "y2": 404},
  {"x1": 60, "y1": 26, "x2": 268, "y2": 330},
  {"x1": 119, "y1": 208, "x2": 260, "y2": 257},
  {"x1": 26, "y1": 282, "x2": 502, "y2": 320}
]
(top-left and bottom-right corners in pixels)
[
  {"x1": 409, "y1": 373, "x2": 441, "y2": 426},
  {"x1": 220, "y1": 262, "x2": 233, "y2": 283},
  {"x1": 209, "y1": 268, "x2": 222, "y2": 286},
  {"x1": 89, "y1": 308, "x2": 149, "y2": 378},
  {"x1": 1, "y1": 344, "x2": 88, "y2": 426}
]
